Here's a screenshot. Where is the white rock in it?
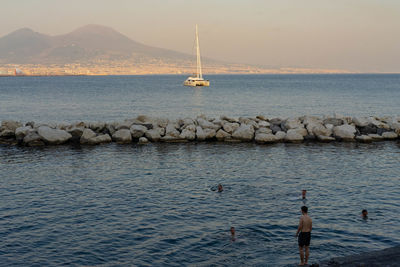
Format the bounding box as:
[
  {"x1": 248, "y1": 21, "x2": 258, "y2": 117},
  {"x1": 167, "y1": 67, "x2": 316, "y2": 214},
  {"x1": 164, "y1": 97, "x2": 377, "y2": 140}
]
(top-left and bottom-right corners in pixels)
[
  {"x1": 258, "y1": 120, "x2": 270, "y2": 128},
  {"x1": 80, "y1": 129, "x2": 97, "y2": 144},
  {"x1": 130, "y1": 125, "x2": 148, "y2": 138},
  {"x1": 115, "y1": 121, "x2": 132, "y2": 130},
  {"x1": 89, "y1": 122, "x2": 106, "y2": 132},
  {"x1": 145, "y1": 129, "x2": 161, "y2": 142},
  {"x1": 197, "y1": 118, "x2": 220, "y2": 130},
  {"x1": 23, "y1": 132, "x2": 44, "y2": 146},
  {"x1": 284, "y1": 129, "x2": 304, "y2": 142},
  {"x1": 204, "y1": 128, "x2": 216, "y2": 139},
  {"x1": 180, "y1": 128, "x2": 196, "y2": 141},
  {"x1": 165, "y1": 123, "x2": 181, "y2": 138},
  {"x1": 333, "y1": 124, "x2": 357, "y2": 141},
  {"x1": 232, "y1": 124, "x2": 254, "y2": 141},
  {"x1": 291, "y1": 127, "x2": 308, "y2": 137},
  {"x1": 15, "y1": 126, "x2": 32, "y2": 141},
  {"x1": 352, "y1": 117, "x2": 369, "y2": 127},
  {"x1": 0, "y1": 129, "x2": 14, "y2": 138},
  {"x1": 356, "y1": 135, "x2": 373, "y2": 143},
  {"x1": 112, "y1": 129, "x2": 132, "y2": 143},
  {"x1": 317, "y1": 135, "x2": 335, "y2": 142},
  {"x1": 216, "y1": 129, "x2": 231, "y2": 141},
  {"x1": 138, "y1": 137, "x2": 149, "y2": 144},
  {"x1": 220, "y1": 115, "x2": 239, "y2": 123},
  {"x1": 37, "y1": 126, "x2": 72, "y2": 145},
  {"x1": 223, "y1": 122, "x2": 240, "y2": 134},
  {"x1": 282, "y1": 118, "x2": 302, "y2": 130},
  {"x1": 1, "y1": 120, "x2": 22, "y2": 131},
  {"x1": 88, "y1": 134, "x2": 112, "y2": 145},
  {"x1": 368, "y1": 134, "x2": 384, "y2": 141},
  {"x1": 368, "y1": 117, "x2": 390, "y2": 129},
  {"x1": 256, "y1": 127, "x2": 272, "y2": 134},
  {"x1": 275, "y1": 131, "x2": 286, "y2": 141},
  {"x1": 196, "y1": 126, "x2": 206, "y2": 141},
  {"x1": 302, "y1": 116, "x2": 322, "y2": 126},
  {"x1": 307, "y1": 123, "x2": 332, "y2": 137},
  {"x1": 255, "y1": 133, "x2": 277, "y2": 143},
  {"x1": 382, "y1": 132, "x2": 398, "y2": 139}
]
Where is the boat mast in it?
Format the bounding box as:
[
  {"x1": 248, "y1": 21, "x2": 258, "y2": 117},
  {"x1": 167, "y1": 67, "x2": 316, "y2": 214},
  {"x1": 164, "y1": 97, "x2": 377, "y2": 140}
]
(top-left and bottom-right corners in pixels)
[{"x1": 196, "y1": 24, "x2": 202, "y2": 79}]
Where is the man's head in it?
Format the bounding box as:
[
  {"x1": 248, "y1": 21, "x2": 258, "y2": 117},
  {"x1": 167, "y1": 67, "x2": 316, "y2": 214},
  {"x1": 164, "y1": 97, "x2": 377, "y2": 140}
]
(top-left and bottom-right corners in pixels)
[
  {"x1": 302, "y1": 190, "x2": 307, "y2": 199},
  {"x1": 301, "y1": 206, "x2": 308, "y2": 214},
  {"x1": 230, "y1": 227, "x2": 235, "y2": 235},
  {"x1": 362, "y1": 209, "x2": 368, "y2": 218},
  {"x1": 218, "y1": 184, "x2": 223, "y2": 192}
]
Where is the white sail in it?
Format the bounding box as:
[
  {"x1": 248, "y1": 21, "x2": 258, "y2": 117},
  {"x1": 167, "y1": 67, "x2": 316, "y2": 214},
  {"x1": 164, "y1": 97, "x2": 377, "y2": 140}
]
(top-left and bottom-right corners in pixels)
[{"x1": 184, "y1": 25, "x2": 209, "y2": 87}]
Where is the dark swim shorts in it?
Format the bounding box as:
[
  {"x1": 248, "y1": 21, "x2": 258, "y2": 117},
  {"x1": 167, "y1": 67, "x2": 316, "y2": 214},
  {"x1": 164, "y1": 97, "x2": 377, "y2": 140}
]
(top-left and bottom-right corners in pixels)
[{"x1": 298, "y1": 232, "x2": 311, "y2": 247}]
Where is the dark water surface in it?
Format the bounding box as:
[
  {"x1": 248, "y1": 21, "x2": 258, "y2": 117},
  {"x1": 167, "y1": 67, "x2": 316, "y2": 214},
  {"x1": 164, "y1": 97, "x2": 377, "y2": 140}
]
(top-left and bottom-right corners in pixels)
[
  {"x1": 1, "y1": 142, "x2": 400, "y2": 266},
  {"x1": 1, "y1": 74, "x2": 400, "y2": 122},
  {"x1": 1, "y1": 75, "x2": 400, "y2": 266}
]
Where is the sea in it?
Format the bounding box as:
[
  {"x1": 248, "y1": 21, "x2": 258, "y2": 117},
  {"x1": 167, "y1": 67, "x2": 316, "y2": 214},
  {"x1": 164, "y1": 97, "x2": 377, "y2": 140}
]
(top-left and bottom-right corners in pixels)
[{"x1": 1, "y1": 74, "x2": 400, "y2": 266}]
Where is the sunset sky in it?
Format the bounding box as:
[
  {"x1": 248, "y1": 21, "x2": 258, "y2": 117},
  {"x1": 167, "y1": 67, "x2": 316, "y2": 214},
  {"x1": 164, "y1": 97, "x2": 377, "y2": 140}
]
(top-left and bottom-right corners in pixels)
[{"x1": 1, "y1": 0, "x2": 399, "y2": 72}]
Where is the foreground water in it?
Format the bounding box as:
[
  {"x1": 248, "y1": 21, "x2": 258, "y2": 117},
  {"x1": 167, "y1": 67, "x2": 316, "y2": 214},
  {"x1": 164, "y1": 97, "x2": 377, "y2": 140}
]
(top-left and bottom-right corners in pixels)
[
  {"x1": 1, "y1": 75, "x2": 400, "y2": 266},
  {"x1": 1, "y1": 142, "x2": 399, "y2": 266}
]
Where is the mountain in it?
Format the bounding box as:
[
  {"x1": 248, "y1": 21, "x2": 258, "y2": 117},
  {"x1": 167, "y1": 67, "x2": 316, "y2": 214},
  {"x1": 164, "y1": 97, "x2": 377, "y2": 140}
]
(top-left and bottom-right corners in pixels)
[{"x1": 0, "y1": 24, "x2": 189, "y2": 64}]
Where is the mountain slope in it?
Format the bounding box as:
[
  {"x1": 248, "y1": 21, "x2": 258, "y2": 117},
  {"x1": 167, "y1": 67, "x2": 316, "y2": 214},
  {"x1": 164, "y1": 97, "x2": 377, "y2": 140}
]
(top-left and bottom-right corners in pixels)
[{"x1": 0, "y1": 24, "x2": 190, "y2": 64}]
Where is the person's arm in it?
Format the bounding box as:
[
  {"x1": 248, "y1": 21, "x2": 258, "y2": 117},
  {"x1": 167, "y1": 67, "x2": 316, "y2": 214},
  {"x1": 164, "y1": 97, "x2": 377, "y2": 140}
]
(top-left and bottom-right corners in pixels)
[
  {"x1": 310, "y1": 219, "x2": 312, "y2": 232},
  {"x1": 295, "y1": 217, "x2": 303, "y2": 237}
]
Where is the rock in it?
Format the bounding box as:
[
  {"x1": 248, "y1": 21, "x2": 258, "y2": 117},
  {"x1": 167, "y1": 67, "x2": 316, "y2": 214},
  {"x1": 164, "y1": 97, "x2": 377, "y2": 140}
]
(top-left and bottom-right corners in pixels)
[
  {"x1": 275, "y1": 131, "x2": 286, "y2": 141},
  {"x1": 352, "y1": 117, "x2": 369, "y2": 127},
  {"x1": 258, "y1": 120, "x2": 270, "y2": 128},
  {"x1": 38, "y1": 126, "x2": 72, "y2": 145},
  {"x1": 138, "y1": 137, "x2": 149, "y2": 144},
  {"x1": 145, "y1": 129, "x2": 161, "y2": 142},
  {"x1": 15, "y1": 126, "x2": 32, "y2": 141},
  {"x1": 0, "y1": 129, "x2": 15, "y2": 138},
  {"x1": 255, "y1": 133, "x2": 277, "y2": 143},
  {"x1": 220, "y1": 115, "x2": 239, "y2": 123},
  {"x1": 368, "y1": 134, "x2": 384, "y2": 141},
  {"x1": 106, "y1": 123, "x2": 116, "y2": 136},
  {"x1": 291, "y1": 127, "x2": 308, "y2": 137},
  {"x1": 307, "y1": 123, "x2": 332, "y2": 137},
  {"x1": 112, "y1": 129, "x2": 132, "y2": 143},
  {"x1": 284, "y1": 129, "x2": 304, "y2": 143},
  {"x1": 270, "y1": 125, "x2": 282, "y2": 134},
  {"x1": 302, "y1": 116, "x2": 322, "y2": 126},
  {"x1": 269, "y1": 118, "x2": 282, "y2": 125},
  {"x1": 197, "y1": 118, "x2": 220, "y2": 130},
  {"x1": 180, "y1": 128, "x2": 196, "y2": 141},
  {"x1": 115, "y1": 121, "x2": 132, "y2": 130},
  {"x1": 376, "y1": 128, "x2": 391, "y2": 135},
  {"x1": 130, "y1": 125, "x2": 147, "y2": 138},
  {"x1": 356, "y1": 135, "x2": 373, "y2": 143},
  {"x1": 368, "y1": 117, "x2": 390, "y2": 129},
  {"x1": 165, "y1": 123, "x2": 181, "y2": 138},
  {"x1": 317, "y1": 135, "x2": 335, "y2": 142},
  {"x1": 281, "y1": 118, "x2": 302, "y2": 131},
  {"x1": 232, "y1": 124, "x2": 254, "y2": 141},
  {"x1": 325, "y1": 124, "x2": 334, "y2": 131},
  {"x1": 66, "y1": 126, "x2": 85, "y2": 142},
  {"x1": 1, "y1": 120, "x2": 22, "y2": 131},
  {"x1": 382, "y1": 132, "x2": 398, "y2": 140},
  {"x1": 323, "y1": 118, "x2": 343, "y2": 126},
  {"x1": 256, "y1": 115, "x2": 268, "y2": 121},
  {"x1": 256, "y1": 127, "x2": 272, "y2": 134},
  {"x1": 389, "y1": 122, "x2": 400, "y2": 134},
  {"x1": 89, "y1": 122, "x2": 106, "y2": 132},
  {"x1": 196, "y1": 126, "x2": 206, "y2": 141},
  {"x1": 23, "y1": 132, "x2": 44, "y2": 146},
  {"x1": 333, "y1": 124, "x2": 357, "y2": 141},
  {"x1": 223, "y1": 122, "x2": 240, "y2": 134},
  {"x1": 80, "y1": 129, "x2": 97, "y2": 144},
  {"x1": 358, "y1": 124, "x2": 377, "y2": 135},
  {"x1": 87, "y1": 134, "x2": 112, "y2": 145},
  {"x1": 216, "y1": 129, "x2": 231, "y2": 141}
]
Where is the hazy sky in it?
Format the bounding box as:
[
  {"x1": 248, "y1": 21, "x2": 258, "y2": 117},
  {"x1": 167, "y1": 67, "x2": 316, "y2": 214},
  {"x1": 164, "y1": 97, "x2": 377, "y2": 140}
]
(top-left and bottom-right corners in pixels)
[{"x1": 1, "y1": 0, "x2": 400, "y2": 72}]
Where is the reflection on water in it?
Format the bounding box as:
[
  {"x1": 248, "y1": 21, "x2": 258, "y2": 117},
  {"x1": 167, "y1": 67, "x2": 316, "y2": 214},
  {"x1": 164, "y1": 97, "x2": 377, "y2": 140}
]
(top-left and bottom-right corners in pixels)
[{"x1": 1, "y1": 142, "x2": 399, "y2": 266}]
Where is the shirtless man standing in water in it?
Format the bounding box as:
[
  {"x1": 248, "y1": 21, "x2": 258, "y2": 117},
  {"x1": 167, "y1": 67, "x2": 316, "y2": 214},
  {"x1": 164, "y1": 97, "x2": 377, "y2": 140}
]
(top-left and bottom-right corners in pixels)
[{"x1": 295, "y1": 206, "x2": 312, "y2": 266}]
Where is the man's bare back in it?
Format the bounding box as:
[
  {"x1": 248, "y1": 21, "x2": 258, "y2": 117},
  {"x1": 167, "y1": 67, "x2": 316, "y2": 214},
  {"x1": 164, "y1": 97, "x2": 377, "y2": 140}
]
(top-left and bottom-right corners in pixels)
[{"x1": 299, "y1": 214, "x2": 312, "y2": 233}]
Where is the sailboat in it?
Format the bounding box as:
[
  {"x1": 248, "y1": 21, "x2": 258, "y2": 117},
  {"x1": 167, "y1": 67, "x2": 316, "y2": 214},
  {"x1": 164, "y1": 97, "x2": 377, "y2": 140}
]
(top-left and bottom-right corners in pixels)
[{"x1": 184, "y1": 25, "x2": 210, "y2": 87}]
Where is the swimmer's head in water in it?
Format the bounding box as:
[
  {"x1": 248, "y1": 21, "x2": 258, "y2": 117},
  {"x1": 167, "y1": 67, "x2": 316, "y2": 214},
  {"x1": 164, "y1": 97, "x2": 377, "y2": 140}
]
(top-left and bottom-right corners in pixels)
[
  {"x1": 230, "y1": 227, "x2": 235, "y2": 235},
  {"x1": 218, "y1": 184, "x2": 223, "y2": 192},
  {"x1": 302, "y1": 190, "x2": 307, "y2": 199},
  {"x1": 301, "y1": 206, "x2": 308, "y2": 214},
  {"x1": 362, "y1": 209, "x2": 368, "y2": 217}
]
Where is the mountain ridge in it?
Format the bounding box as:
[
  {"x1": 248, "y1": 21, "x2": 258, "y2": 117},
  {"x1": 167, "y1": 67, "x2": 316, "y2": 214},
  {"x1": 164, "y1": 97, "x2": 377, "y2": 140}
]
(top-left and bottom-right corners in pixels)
[{"x1": 0, "y1": 24, "x2": 190, "y2": 64}]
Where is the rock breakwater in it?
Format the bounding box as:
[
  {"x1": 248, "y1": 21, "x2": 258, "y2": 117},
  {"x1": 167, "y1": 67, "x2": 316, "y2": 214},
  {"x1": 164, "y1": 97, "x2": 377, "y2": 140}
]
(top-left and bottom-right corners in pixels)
[{"x1": 1, "y1": 115, "x2": 399, "y2": 146}]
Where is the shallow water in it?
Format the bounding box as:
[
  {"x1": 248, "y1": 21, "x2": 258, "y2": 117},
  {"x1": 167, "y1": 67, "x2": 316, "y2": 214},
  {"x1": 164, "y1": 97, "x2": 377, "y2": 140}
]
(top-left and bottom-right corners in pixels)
[{"x1": 1, "y1": 142, "x2": 399, "y2": 266}]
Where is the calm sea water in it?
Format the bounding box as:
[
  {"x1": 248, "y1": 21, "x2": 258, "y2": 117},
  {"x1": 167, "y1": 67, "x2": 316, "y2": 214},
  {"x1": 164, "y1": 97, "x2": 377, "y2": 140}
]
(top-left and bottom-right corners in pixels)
[{"x1": 1, "y1": 75, "x2": 400, "y2": 266}]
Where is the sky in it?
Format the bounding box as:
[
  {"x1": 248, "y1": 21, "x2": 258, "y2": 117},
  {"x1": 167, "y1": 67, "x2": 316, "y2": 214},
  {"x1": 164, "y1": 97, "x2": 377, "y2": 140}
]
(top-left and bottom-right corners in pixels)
[{"x1": 1, "y1": 0, "x2": 400, "y2": 72}]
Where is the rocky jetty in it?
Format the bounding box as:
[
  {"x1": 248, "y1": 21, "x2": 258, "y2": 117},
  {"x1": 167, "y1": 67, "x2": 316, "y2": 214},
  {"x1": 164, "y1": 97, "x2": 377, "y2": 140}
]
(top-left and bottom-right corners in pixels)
[{"x1": 1, "y1": 115, "x2": 399, "y2": 147}]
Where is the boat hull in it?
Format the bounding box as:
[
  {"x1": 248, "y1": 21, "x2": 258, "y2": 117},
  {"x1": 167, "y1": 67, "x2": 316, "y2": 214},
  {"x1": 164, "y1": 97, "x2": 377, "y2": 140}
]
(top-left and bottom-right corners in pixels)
[{"x1": 184, "y1": 80, "x2": 210, "y2": 87}]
